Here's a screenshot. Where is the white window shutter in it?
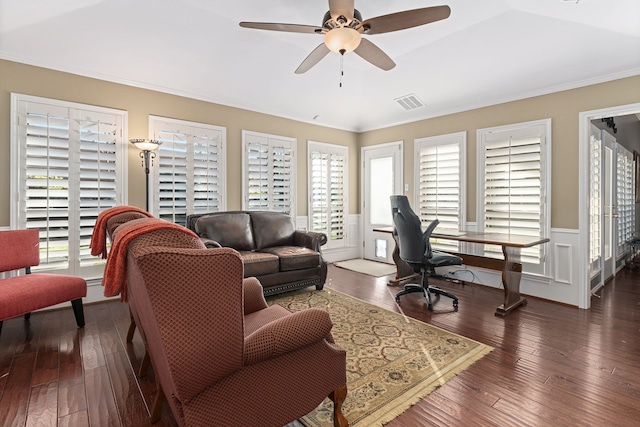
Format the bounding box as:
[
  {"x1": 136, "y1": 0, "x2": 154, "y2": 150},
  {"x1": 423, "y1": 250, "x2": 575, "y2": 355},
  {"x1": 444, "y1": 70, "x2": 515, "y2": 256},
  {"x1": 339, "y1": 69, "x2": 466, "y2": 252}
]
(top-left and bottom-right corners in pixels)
[
  {"x1": 415, "y1": 133, "x2": 465, "y2": 253},
  {"x1": 479, "y1": 120, "x2": 550, "y2": 268},
  {"x1": 329, "y1": 152, "x2": 346, "y2": 241},
  {"x1": 246, "y1": 139, "x2": 271, "y2": 210},
  {"x1": 310, "y1": 150, "x2": 329, "y2": 233},
  {"x1": 76, "y1": 111, "x2": 120, "y2": 268},
  {"x1": 308, "y1": 141, "x2": 347, "y2": 248},
  {"x1": 589, "y1": 124, "x2": 602, "y2": 274},
  {"x1": 151, "y1": 117, "x2": 226, "y2": 224},
  {"x1": 616, "y1": 144, "x2": 634, "y2": 253},
  {"x1": 14, "y1": 95, "x2": 126, "y2": 278},
  {"x1": 243, "y1": 131, "x2": 296, "y2": 216}
]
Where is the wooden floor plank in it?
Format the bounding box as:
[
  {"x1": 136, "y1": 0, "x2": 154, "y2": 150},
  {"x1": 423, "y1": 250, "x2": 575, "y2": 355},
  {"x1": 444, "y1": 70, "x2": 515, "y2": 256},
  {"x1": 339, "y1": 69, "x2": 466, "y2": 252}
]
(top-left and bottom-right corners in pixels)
[
  {"x1": 84, "y1": 365, "x2": 121, "y2": 427},
  {"x1": 26, "y1": 380, "x2": 58, "y2": 427},
  {"x1": 0, "y1": 352, "x2": 36, "y2": 427}
]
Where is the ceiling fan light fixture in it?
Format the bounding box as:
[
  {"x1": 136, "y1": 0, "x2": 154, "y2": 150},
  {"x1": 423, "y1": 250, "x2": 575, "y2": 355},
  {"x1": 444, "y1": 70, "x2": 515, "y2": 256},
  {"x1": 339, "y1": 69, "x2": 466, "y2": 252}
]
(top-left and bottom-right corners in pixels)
[{"x1": 324, "y1": 27, "x2": 361, "y2": 53}]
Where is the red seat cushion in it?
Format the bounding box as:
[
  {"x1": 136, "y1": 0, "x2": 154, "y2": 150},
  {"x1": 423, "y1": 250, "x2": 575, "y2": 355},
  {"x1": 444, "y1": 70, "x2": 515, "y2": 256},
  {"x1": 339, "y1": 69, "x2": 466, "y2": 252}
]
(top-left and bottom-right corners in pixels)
[{"x1": 0, "y1": 274, "x2": 87, "y2": 320}]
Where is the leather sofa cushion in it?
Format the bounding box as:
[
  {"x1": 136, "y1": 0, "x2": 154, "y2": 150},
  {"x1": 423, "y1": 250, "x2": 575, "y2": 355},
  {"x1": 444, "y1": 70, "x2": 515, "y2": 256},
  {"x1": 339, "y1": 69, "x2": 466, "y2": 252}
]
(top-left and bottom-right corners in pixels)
[
  {"x1": 260, "y1": 246, "x2": 320, "y2": 272},
  {"x1": 240, "y1": 251, "x2": 279, "y2": 277},
  {"x1": 195, "y1": 213, "x2": 255, "y2": 251},
  {"x1": 250, "y1": 212, "x2": 295, "y2": 250}
]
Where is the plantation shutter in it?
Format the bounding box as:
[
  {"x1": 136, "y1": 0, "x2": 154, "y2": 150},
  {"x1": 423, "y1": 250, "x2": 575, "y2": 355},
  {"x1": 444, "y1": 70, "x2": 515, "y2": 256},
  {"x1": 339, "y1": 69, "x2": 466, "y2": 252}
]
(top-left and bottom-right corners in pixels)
[
  {"x1": 77, "y1": 112, "x2": 120, "y2": 269},
  {"x1": 152, "y1": 117, "x2": 225, "y2": 225},
  {"x1": 415, "y1": 134, "x2": 464, "y2": 252},
  {"x1": 14, "y1": 95, "x2": 125, "y2": 278},
  {"x1": 309, "y1": 142, "x2": 347, "y2": 248},
  {"x1": 616, "y1": 144, "x2": 634, "y2": 254},
  {"x1": 480, "y1": 122, "x2": 548, "y2": 265},
  {"x1": 157, "y1": 128, "x2": 188, "y2": 224},
  {"x1": 589, "y1": 124, "x2": 602, "y2": 275},
  {"x1": 243, "y1": 131, "x2": 295, "y2": 215},
  {"x1": 328, "y1": 152, "x2": 346, "y2": 241}
]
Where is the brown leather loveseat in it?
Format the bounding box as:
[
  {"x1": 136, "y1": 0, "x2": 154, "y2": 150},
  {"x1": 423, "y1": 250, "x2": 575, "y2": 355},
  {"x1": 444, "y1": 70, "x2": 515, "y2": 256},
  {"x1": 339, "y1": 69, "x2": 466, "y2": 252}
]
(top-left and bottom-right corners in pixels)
[{"x1": 186, "y1": 211, "x2": 328, "y2": 296}]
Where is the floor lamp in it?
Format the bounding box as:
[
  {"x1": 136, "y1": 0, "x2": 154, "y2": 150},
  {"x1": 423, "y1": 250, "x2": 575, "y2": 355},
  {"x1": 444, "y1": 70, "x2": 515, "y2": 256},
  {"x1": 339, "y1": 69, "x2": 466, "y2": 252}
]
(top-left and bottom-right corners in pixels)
[{"x1": 130, "y1": 139, "x2": 162, "y2": 212}]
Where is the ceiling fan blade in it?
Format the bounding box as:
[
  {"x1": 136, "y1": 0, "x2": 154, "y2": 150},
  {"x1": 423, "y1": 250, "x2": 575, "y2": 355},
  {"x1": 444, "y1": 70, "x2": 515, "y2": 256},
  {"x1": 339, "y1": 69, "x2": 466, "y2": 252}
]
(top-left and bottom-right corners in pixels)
[
  {"x1": 358, "y1": 5, "x2": 451, "y2": 35},
  {"x1": 329, "y1": 0, "x2": 355, "y2": 21},
  {"x1": 295, "y1": 43, "x2": 331, "y2": 74},
  {"x1": 239, "y1": 22, "x2": 322, "y2": 34},
  {"x1": 353, "y1": 38, "x2": 396, "y2": 71}
]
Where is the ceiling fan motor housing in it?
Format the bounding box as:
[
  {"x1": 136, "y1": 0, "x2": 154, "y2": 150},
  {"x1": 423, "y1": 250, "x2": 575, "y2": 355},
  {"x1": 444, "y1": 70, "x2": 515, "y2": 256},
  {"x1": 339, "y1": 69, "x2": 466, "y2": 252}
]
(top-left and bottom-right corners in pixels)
[{"x1": 322, "y1": 9, "x2": 362, "y2": 30}]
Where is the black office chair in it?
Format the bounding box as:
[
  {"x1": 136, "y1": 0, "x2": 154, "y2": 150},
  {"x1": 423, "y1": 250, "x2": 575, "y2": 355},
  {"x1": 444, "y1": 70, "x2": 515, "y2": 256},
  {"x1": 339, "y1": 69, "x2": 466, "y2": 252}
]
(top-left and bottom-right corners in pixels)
[{"x1": 390, "y1": 195, "x2": 462, "y2": 311}]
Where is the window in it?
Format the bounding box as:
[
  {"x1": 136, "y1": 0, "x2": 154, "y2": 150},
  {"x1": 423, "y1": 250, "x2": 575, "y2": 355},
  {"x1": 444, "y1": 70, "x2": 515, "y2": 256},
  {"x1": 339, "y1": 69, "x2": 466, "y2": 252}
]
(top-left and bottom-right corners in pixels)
[
  {"x1": 414, "y1": 132, "x2": 466, "y2": 252},
  {"x1": 477, "y1": 119, "x2": 551, "y2": 274},
  {"x1": 308, "y1": 141, "x2": 348, "y2": 248},
  {"x1": 11, "y1": 94, "x2": 127, "y2": 279},
  {"x1": 242, "y1": 130, "x2": 296, "y2": 216},
  {"x1": 150, "y1": 117, "x2": 226, "y2": 225}
]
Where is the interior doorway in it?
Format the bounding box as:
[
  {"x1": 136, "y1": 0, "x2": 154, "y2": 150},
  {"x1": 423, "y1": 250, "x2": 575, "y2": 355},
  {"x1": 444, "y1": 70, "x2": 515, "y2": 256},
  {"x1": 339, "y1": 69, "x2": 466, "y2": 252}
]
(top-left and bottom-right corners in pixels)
[
  {"x1": 580, "y1": 103, "x2": 640, "y2": 308},
  {"x1": 361, "y1": 142, "x2": 403, "y2": 263}
]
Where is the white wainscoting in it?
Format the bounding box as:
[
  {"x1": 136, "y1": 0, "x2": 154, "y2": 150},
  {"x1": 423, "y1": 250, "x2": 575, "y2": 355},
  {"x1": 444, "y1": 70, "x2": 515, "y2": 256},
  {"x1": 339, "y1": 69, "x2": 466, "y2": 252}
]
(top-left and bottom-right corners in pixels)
[{"x1": 439, "y1": 226, "x2": 582, "y2": 307}]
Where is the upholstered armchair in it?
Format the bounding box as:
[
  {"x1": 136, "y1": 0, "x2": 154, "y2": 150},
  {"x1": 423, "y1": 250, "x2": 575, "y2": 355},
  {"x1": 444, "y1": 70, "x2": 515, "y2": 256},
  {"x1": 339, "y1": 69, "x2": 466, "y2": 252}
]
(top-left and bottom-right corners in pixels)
[{"x1": 126, "y1": 245, "x2": 348, "y2": 427}]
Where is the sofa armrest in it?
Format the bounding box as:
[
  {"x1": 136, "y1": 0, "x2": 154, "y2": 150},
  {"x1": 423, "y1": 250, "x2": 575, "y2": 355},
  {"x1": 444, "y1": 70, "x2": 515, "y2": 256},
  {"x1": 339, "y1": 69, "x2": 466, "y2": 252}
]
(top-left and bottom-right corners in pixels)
[
  {"x1": 200, "y1": 238, "x2": 222, "y2": 249},
  {"x1": 243, "y1": 277, "x2": 268, "y2": 314},
  {"x1": 243, "y1": 308, "x2": 333, "y2": 366},
  {"x1": 293, "y1": 230, "x2": 327, "y2": 251}
]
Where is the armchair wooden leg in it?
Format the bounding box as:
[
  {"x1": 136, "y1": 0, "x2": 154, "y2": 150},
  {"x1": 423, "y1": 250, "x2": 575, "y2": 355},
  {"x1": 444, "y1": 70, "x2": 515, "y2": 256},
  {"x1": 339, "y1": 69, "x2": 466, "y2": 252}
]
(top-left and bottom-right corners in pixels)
[
  {"x1": 150, "y1": 387, "x2": 165, "y2": 423},
  {"x1": 126, "y1": 310, "x2": 136, "y2": 342},
  {"x1": 139, "y1": 350, "x2": 151, "y2": 377},
  {"x1": 329, "y1": 385, "x2": 349, "y2": 427}
]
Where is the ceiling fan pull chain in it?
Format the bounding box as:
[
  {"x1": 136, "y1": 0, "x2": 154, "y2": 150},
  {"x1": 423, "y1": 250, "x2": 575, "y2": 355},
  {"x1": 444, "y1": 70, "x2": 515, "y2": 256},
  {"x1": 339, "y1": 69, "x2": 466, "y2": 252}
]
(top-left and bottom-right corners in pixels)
[{"x1": 340, "y1": 53, "x2": 344, "y2": 88}]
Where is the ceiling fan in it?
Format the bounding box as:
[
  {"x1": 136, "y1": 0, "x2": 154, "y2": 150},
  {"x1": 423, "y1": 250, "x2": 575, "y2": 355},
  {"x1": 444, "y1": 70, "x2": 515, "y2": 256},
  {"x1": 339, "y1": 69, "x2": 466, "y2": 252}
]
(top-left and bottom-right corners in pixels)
[{"x1": 239, "y1": 0, "x2": 451, "y2": 74}]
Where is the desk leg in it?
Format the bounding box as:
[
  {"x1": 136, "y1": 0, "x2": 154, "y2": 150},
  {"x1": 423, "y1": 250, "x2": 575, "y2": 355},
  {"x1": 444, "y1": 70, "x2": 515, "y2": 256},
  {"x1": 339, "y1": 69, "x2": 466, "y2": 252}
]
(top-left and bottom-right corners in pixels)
[
  {"x1": 388, "y1": 234, "x2": 420, "y2": 286},
  {"x1": 495, "y1": 246, "x2": 527, "y2": 316}
]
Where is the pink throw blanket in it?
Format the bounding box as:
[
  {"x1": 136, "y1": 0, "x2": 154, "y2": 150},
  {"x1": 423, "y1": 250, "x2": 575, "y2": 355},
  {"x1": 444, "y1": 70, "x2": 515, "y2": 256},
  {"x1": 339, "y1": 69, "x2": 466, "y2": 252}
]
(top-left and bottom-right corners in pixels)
[{"x1": 90, "y1": 206, "x2": 152, "y2": 259}]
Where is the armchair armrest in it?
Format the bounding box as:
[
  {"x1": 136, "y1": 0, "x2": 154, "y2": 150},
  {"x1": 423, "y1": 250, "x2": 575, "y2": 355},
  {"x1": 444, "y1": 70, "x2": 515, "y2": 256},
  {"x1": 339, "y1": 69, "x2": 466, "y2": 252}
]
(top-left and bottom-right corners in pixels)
[
  {"x1": 243, "y1": 277, "x2": 268, "y2": 314},
  {"x1": 243, "y1": 307, "x2": 333, "y2": 366},
  {"x1": 293, "y1": 230, "x2": 327, "y2": 251}
]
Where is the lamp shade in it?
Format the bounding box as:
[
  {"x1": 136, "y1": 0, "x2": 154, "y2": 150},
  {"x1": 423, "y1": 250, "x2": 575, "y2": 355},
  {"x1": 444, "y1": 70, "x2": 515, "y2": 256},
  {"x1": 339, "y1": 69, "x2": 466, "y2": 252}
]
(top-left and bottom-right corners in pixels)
[
  {"x1": 130, "y1": 139, "x2": 162, "y2": 151},
  {"x1": 324, "y1": 27, "x2": 361, "y2": 53}
]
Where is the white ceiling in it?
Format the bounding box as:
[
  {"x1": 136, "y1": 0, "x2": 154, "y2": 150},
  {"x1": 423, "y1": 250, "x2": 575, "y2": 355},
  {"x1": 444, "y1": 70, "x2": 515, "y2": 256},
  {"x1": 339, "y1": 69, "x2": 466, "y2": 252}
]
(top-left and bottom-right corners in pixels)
[{"x1": 1, "y1": 0, "x2": 639, "y2": 132}]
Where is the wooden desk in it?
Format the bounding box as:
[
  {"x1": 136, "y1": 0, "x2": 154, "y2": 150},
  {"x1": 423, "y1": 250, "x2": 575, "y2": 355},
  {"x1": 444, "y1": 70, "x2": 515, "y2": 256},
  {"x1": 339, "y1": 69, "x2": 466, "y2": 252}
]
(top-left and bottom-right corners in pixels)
[{"x1": 374, "y1": 227, "x2": 549, "y2": 316}]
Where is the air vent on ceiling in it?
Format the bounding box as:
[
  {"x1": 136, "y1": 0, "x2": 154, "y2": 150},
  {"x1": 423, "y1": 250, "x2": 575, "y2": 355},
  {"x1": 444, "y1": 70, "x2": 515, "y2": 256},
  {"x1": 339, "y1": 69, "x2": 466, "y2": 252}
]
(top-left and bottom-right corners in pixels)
[{"x1": 395, "y1": 94, "x2": 425, "y2": 111}]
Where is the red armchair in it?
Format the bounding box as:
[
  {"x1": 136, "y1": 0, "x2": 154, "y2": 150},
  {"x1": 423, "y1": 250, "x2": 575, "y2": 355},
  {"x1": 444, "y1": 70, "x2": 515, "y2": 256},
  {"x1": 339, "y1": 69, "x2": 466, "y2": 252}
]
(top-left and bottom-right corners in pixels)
[
  {"x1": 0, "y1": 229, "x2": 86, "y2": 333},
  {"x1": 126, "y1": 245, "x2": 349, "y2": 426}
]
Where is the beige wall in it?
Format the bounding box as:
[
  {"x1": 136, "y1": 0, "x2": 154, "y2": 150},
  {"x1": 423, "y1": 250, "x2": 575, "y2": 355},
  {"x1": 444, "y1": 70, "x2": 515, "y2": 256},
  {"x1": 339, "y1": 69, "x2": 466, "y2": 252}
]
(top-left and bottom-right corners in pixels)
[
  {"x1": 0, "y1": 60, "x2": 359, "y2": 226},
  {"x1": 2, "y1": 59, "x2": 639, "y2": 230},
  {"x1": 359, "y1": 75, "x2": 640, "y2": 229}
]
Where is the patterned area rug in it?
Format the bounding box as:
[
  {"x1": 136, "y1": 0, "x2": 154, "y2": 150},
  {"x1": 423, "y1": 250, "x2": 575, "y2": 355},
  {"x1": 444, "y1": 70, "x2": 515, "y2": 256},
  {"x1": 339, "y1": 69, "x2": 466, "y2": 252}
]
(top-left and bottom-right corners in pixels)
[
  {"x1": 334, "y1": 259, "x2": 397, "y2": 277},
  {"x1": 268, "y1": 290, "x2": 493, "y2": 427}
]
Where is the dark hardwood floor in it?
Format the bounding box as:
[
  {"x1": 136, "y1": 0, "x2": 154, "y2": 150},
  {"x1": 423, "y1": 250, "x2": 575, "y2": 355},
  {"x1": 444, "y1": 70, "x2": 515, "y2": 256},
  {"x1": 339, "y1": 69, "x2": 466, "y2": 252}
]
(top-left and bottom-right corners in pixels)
[{"x1": 1, "y1": 264, "x2": 639, "y2": 426}]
